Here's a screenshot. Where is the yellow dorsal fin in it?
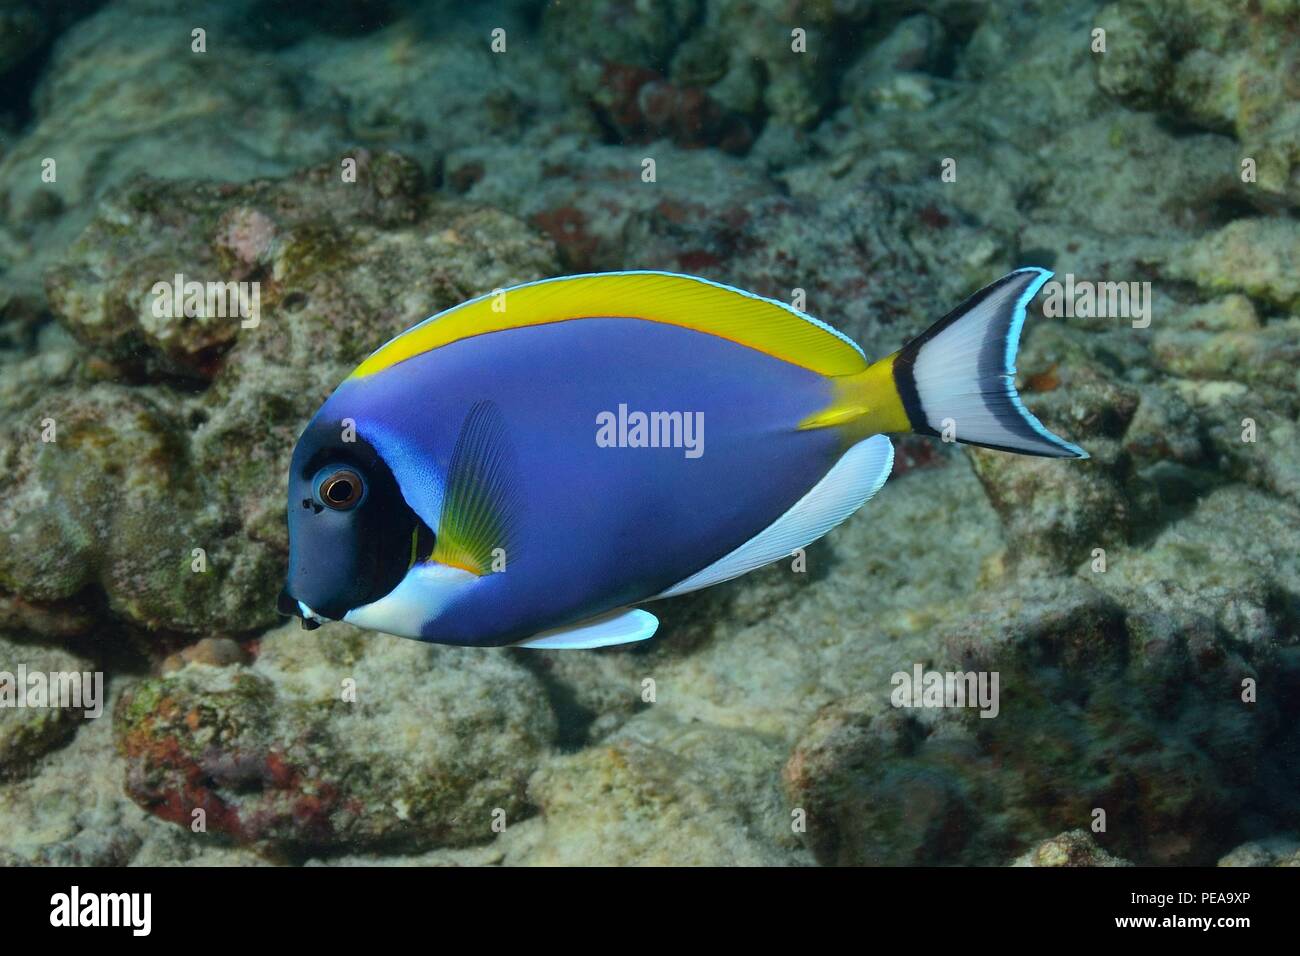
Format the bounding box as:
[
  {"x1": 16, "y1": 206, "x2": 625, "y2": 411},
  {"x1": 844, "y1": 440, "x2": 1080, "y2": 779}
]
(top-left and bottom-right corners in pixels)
[{"x1": 350, "y1": 272, "x2": 868, "y2": 379}]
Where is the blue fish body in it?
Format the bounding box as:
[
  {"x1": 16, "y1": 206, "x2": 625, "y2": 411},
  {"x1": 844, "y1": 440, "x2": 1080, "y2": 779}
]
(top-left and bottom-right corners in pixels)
[
  {"x1": 310, "y1": 317, "x2": 838, "y2": 645},
  {"x1": 281, "y1": 271, "x2": 1085, "y2": 647}
]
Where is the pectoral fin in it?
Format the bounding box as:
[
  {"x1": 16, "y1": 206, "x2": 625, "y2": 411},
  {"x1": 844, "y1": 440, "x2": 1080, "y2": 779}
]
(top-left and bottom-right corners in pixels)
[{"x1": 431, "y1": 400, "x2": 521, "y2": 575}]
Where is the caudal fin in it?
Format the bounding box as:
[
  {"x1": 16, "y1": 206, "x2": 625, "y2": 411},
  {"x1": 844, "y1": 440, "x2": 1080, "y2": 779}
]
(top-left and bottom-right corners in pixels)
[{"x1": 892, "y1": 268, "x2": 1087, "y2": 459}]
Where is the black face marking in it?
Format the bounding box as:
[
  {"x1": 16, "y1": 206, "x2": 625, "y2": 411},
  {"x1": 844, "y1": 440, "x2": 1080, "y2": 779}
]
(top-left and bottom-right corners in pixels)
[
  {"x1": 411, "y1": 521, "x2": 437, "y2": 569},
  {"x1": 281, "y1": 423, "x2": 425, "y2": 621}
]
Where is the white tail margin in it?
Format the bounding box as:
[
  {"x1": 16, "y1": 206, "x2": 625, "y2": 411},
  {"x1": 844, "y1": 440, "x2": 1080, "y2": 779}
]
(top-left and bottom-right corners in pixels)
[{"x1": 893, "y1": 268, "x2": 1087, "y2": 459}]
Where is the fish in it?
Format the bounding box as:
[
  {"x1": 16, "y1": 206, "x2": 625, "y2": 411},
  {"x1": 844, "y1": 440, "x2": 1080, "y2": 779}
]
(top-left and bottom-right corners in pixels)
[{"x1": 278, "y1": 268, "x2": 1085, "y2": 648}]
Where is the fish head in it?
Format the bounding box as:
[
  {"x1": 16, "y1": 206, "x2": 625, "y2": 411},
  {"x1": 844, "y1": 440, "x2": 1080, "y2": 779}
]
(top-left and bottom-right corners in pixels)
[{"x1": 279, "y1": 415, "x2": 430, "y2": 628}]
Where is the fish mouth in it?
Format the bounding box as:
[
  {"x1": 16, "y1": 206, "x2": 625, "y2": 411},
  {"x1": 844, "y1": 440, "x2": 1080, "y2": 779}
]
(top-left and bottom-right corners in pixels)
[{"x1": 276, "y1": 589, "x2": 330, "y2": 631}]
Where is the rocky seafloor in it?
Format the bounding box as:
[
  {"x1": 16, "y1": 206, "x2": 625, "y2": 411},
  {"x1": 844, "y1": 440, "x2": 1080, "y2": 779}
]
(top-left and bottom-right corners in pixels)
[{"x1": 0, "y1": 0, "x2": 1297, "y2": 866}]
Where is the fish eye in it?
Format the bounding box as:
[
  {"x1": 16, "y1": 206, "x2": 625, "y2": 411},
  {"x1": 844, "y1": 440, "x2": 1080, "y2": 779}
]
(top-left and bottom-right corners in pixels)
[{"x1": 316, "y1": 468, "x2": 364, "y2": 511}]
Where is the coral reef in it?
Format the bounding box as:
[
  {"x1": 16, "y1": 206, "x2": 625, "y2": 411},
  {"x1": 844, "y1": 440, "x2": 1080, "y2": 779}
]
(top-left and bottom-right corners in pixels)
[
  {"x1": 0, "y1": 0, "x2": 1296, "y2": 866},
  {"x1": 1012, "y1": 829, "x2": 1132, "y2": 867},
  {"x1": 2, "y1": 152, "x2": 555, "y2": 639},
  {"x1": 115, "y1": 622, "x2": 555, "y2": 853},
  {"x1": 0, "y1": 634, "x2": 97, "y2": 781}
]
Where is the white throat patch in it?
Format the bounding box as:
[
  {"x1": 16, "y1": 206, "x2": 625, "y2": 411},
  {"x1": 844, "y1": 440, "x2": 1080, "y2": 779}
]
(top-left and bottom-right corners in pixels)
[{"x1": 342, "y1": 562, "x2": 478, "y2": 639}]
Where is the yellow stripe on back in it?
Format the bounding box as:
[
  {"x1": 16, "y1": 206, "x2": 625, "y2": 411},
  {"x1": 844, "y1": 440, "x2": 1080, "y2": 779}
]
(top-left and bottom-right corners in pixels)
[{"x1": 349, "y1": 272, "x2": 869, "y2": 380}]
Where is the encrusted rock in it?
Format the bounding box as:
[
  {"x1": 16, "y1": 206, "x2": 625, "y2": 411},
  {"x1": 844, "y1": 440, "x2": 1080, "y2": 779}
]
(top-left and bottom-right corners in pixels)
[
  {"x1": 116, "y1": 621, "x2": 557, "y2": 853},
  {"x1": 1011, "y1": 829, "x2": 1133, "y2": 867},
  {"x1": 520, "y1": 710, "x2": 805, "y2": 865},
  {"x1": 2, "y1": 153, "x2": 556, "y2": 640},
  {"x1": 0, "y1": 634, "x2": 98, "y2": 780}
]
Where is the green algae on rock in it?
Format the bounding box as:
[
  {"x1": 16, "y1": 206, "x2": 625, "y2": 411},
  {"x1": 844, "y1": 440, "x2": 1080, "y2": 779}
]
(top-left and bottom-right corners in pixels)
[
  {"x1": 1172, "y1": 218, "x2": 1300, "y2": 313},
  {"x1": 1096, "y1": 0, "x2": 1300, "y2": 204}
]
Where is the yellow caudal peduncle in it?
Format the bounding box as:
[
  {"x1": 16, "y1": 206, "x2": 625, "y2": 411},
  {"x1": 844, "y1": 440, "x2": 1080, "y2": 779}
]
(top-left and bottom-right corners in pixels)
[{"x1": 799, "y1": 352, "x2": 913, "y2": 440}]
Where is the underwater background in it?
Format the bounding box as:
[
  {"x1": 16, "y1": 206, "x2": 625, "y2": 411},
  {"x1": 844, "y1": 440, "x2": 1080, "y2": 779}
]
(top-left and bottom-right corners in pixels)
[{"x1": 0, "y1": 0, "x2": 1297, "y2": 866}]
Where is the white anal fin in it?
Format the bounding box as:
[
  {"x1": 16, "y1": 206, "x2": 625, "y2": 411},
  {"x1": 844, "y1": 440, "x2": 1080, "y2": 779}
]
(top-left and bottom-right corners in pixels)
[
  {"x1": 655, "y1": 434, "x2": 894, "y2": 599},
  {"x1": 513, "y1": 608, "x2": 659, "y2": 649}
]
